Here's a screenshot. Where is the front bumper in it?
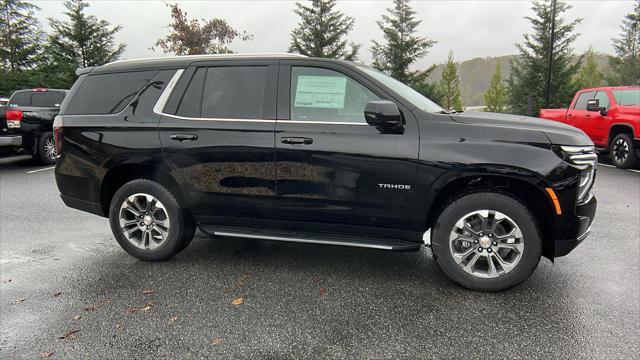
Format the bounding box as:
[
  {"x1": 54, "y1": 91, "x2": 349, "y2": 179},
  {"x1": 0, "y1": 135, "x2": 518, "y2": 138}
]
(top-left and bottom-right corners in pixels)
[
  {"x1": 0, "y1": 135, "x2": 22, "y2": 147},
  {"x1": 554, "y1": 192, "x2": 597, "y2": 257}
]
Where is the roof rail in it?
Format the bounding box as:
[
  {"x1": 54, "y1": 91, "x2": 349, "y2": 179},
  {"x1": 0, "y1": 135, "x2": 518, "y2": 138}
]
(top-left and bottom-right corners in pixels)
[{"x1": 103, "y1": 53, "x2": 307, "y2": 67}]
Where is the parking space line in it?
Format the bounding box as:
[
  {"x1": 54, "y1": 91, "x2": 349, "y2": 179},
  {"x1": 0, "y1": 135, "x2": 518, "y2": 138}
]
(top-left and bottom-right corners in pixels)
[
  {"x1": 628, "y1": 169, "x2": 640, "y2": 173},
  {"x1": 26, "y1": 166, "x2": 55, "y2": 174},
  {"x1": 598, "y1": 163, "x2": 615, "y2": 168}
]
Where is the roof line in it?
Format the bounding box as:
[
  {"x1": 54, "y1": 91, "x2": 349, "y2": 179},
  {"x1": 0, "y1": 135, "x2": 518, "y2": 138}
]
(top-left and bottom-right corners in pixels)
[{"x1": 103, "y1": 52, "x2": 307, "y2": 67}]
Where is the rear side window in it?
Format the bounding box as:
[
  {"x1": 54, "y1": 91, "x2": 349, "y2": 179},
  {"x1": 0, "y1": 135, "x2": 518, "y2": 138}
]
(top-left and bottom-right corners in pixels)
[
  {"x1": 9, "y1": 92, "x2": 31, "y2": 106},
  {"x1": 573, "y1": 91, "x2": 595, "y2": 110},
  {"x1": 202, "y1": 66, "x2": 267, "y2": 119},
  {"x1": 31, "y1": 92, "x2": 65, "y2": 107},
  {"x1": 613, "y1": 89, "x2": 640, "y2": 106},
  {"x1": 65, "y1": 70, "x2": 157, "y2": 115},
  {"x1": 176, "y1": 68, "x2": 206, "y2": 118}
]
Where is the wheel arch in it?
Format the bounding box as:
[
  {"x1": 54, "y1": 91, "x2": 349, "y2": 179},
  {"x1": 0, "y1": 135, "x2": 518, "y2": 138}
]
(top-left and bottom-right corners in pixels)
[
  {"x1": 100, "y1": 164, "x2": 187, "y2": 218},
  {"x1": 608, "y1": 123, "x2": 635, "y2": 148},
  {"x1": 425, "y1": 174, "x2": 556, "y2": 259}
]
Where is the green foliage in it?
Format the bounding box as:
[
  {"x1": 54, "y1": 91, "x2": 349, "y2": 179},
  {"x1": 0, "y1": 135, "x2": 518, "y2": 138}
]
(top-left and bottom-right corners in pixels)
[
  {"x1": 154, "y1": 3, "x2": 252, "y2": 55},
  {"x1": 439, "y1": 51, "x2": 463, "y2": 111},
  {"x1": 608, "y1": 0, "x2": 640, "y2": 85},
  {"x1": 412, "y1": 81, "x2": 443, "y2": 106},
  {"x1": 484, "y1": 63, "x2": 507, "y2": 112},
  {"x1": 574, "y1": 47, "x2": 604, "y2": 89},
  {"x1": 42, "y1": 0, "x2": 125, "y2": 88},
  {"x1": 289, "y1": 0, "x2": 358, "y2": 60},
  {"x1": 507, "y1": 0, "x2": 582, "y2": 115},
  {"x1": 371, "y1": 0, "x2": 436, "y2": 86}
]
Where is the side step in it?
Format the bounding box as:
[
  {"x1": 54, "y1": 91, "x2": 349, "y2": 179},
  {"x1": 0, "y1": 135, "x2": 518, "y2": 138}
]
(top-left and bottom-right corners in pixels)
[{"x1": 199, "y1": 225, "x2": 421, "y2": 251}]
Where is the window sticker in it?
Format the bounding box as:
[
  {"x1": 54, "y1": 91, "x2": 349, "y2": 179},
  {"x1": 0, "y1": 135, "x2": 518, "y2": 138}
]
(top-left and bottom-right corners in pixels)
[{"x1": 294, "y1": 75, "x2": 347, "y2": 109}]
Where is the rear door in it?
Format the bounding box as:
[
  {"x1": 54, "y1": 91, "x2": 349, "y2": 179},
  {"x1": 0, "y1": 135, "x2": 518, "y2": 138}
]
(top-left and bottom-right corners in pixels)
[
  {"x1": 158, "y1": 60, "x2": 278, "y2": 223},
  {"x1": 274, "y1": 61, "x2": 420, "y2": 231}
]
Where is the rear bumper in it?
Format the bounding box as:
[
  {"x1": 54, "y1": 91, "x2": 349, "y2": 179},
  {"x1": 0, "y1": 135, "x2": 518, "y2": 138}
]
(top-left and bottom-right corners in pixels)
[
  {"x1": 0, "y1": 135, "x2": 22, "y2": 147},
  {"x1": 554, "y1": 193, "x2": 597, "y2": 257},
  {"x1": 60, "y1": 194, "x2": 106, "y2": 217}
]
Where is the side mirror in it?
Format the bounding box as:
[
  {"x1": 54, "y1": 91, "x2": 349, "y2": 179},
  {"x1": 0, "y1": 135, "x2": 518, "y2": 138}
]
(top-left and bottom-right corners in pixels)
[
  {"x1": 586, "y1": 98, "x2": 607, "y2": 115},
  {"x1": 364, "y1": 100, "x2": 403, "y2": 128}
]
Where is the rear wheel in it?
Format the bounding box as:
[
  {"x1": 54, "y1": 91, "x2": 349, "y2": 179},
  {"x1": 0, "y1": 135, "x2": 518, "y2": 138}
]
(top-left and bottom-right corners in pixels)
[
  {"x1": 431, "y1": 192, "x2": 542, "y2": 292},
  {"x1": 610, "y1": 133, "x2": 637, "y2": 169},
  {"x1": 109, "y1": 179, "x2": 195, "y2": 261},
  {"x1": 35, "y1": 132, "x2": 57, "y2": 165}
]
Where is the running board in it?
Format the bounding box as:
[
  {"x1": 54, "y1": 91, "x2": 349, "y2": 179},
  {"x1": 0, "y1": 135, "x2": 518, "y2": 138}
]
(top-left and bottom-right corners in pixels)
[{"x1": 199, "y1": 226, "x2": 421, "y2": 251}]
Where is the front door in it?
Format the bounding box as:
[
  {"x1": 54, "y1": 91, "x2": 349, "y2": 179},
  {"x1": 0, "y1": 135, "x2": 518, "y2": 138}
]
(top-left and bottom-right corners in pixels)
[
  {"x1": 158, "y1": 61, "x2": 278, "y2": 223},
  {"x1": 274, "y1": 62, "x2": 419, "y2": 231}
]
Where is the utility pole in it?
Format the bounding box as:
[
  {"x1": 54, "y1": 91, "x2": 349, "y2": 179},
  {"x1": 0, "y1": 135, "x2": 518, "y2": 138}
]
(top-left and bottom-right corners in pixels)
[{"x1": 545, "y1": 0, "x2": 557, "y2": 108}]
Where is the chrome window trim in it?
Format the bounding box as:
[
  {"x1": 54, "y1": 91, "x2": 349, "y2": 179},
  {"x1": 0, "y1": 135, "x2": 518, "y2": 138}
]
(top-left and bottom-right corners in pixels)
[{"x1": 152, "y1": 68, "x2": 184, "y2": 115}]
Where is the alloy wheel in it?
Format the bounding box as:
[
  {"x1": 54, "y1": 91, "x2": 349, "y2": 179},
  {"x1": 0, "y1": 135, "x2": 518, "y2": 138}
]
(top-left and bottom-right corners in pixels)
[
  {"x1": 613, "y1": 138, "x2": 629, "y2": 164},
  {"x1": 119, "y1": 193, "x2": 171, "y2": 250},
  {"x1": 449, "y1": 210, "x2": 524, "y2": 279},
  {"x1": 44, "y1": 137, "x2": 57, "y2": 161}
]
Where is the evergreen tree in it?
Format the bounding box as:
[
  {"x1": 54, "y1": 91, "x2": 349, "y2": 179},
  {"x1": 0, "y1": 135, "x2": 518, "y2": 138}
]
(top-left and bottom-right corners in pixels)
[
  {"x1": 484, "y1": 63, "x2": 507, "y2": 112},
  {"x1": 413, "y1": 81, "x2": 443, "y2": 106},
  {"x1": 574, "y1": 47, "x2": 604, "y2": 89},
  {"x1": 371, "y1": 0, "x2": 436, "y2": 86},
  {"x1": 0, "y1": 0, "x2": 41, "y2": 71},
  {"x1": 439, "y1": 51, "x2": 463, "y2": 112},
  {"x1": 289, "y1": 0, "x2": 358, "y2": 60},
  {"x1": 154, "y1": 3, "x2": 252, "y2": 55},
  {"x1": 608, "y1": 0, "x2": 640, "y2": 85},
  {"x1": 42, "y1": 0, "x2": 125, "y2": 88},
  {"x1": 507, "y1": 0, "x2": 582, "y2": 115}
]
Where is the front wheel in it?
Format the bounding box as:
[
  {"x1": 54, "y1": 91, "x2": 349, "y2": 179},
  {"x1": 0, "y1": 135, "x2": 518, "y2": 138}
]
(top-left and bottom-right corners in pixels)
[
  {"x1": 109, "y1": 179, "x2": 196, "y2": 261},
  {"x1": 610, "y1": 133, "x2": 637, "y2": 169},
  {"x1": 431, "y1": 192, "x2": 542, "y2": 292}
]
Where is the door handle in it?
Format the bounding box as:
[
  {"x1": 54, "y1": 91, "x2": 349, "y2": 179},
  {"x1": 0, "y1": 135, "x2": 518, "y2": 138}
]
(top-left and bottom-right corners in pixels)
[
  {"x1": 567, "y1": 113, "x2": 573, "y2": 117},
  {"x1": 170, "y1": 134, "x2": 198, "y2": 142},
  {"x1": 585, "y1": 114, "x2": 591, "y2": 118},
  {"x1": 281, "y1": 137, "x2": 313, "y2": 145}
]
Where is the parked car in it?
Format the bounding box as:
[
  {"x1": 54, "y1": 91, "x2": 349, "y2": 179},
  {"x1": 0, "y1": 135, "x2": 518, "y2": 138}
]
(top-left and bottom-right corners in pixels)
[
  {"x1": 0, "y1": 88, "x2": 68, "y2": 164},
  {"x1": 540, "y1": 86, "x2": 640, "y2": 169},
  {"x1": 54, "y1": 54, "x2": 597, "y2": 291},
  {"x1": 0, "y1": 97, "x2": 9, "y2": 106}
]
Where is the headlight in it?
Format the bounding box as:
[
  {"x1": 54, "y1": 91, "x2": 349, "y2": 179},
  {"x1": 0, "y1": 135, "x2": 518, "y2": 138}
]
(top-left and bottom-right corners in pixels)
[{"x1": 554, "y1": 146, "x2": 597, "y2": 202}]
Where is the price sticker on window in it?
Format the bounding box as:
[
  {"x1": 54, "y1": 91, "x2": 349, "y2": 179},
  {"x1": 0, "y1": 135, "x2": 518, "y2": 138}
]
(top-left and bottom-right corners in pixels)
[{"x1": 294, "y1": 75, "x2": 347, "y2": 109}]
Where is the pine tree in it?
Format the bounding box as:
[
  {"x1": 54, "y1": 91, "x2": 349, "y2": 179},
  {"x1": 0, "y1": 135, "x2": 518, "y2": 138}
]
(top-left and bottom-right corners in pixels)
[
  {"x1": 608, "y1": 0, "x2": 640, "y2": 85},
  {"x1": 484, "y1": 63, "x2": 507, "y2": 112},
  {"x1": 574, "y1": 47, "x2": 603, "y2": 89},
  {"x1": 440, "y1": 51, "x2": 463, "y2": 112},
  {"x1": 507, "y1": 0, "x2": 582, "y2": 115},
  {"x1": 289, "y1": 0, "x2": 358, "y2": 60},
  {"x1": 154, "y1": 3, "x2": 252, "y2": 55},
  {"x1": 371, "y1": 0, "x2": 436, "y2": 86},
  {"x1": 43, "y1": 0, "x2": 125, "y2": 88},
  {"x1": 0, "y1": 0, "x2": 42, "y2": 72}
]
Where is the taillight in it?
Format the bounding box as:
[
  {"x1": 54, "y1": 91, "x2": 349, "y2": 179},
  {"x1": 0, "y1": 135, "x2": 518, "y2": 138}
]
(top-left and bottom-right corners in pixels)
[
  {"x1": 6, "y1": 110, "x2": 22, "y2": 128},
  {"x1": 53, "y1": 115, "x2": 63, "y2": 154}
]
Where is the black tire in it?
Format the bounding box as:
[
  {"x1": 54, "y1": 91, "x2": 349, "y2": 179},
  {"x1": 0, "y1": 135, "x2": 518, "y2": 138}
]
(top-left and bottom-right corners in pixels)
[
  {"x1": 610, "y1": 133, "x2": 637, "y2": 169},
  {"x1": 36, "y1": 132, "x2": 57, "y2": 165},
  {"x1": 431, "y1": 192, "x2": 542, "y2": 292},
  {"x1": 109, "y1": 179, "x2": 196, "y2": 261}
]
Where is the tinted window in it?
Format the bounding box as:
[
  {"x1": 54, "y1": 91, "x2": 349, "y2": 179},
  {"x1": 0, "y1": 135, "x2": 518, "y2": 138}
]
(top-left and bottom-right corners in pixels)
[
  {"x1": 291, "y1": 67, "x2": 379, "y2": 123},
  {"x1": 593, "y1": 91, "x2": 610, "y2": 110},
  {"x1": 31, "y1": 91, "x2": 65, "y2": 107},
  {"x1": 613, "y1": 89, "x2": 640, "y2": 106},
  {"x1": 9, "y1": 92, "x2": 31, "y2": 106},
  {"x1": 201, "y1": 66, "x2": 267, "y2": 119},
  {"x1": 573, "y1": 91, "x2": 595, "y2": 110},
  {"x1": 176, "y1": 68, "x2": 206, "y2": 118},
  {"x1": 65, "y1": 70, "x2": 157, "y2": 115}
]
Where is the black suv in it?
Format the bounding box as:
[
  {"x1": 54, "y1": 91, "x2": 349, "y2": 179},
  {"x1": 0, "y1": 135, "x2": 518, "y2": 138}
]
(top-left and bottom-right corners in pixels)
[{"x1": 54, "y1": 54, "x2": 597, "y2": 291}]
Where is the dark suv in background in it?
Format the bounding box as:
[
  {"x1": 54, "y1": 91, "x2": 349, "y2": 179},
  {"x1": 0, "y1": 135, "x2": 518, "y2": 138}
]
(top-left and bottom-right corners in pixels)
[{"x1": 54, "y1": 54, "x2": 597, "y2": 291}]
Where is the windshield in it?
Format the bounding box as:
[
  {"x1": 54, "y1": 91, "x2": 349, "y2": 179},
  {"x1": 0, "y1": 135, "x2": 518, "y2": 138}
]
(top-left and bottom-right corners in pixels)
[
  {"x1": 356, "y1": 65, "x2": 444, "y2": 113},
  {"x1": 613, "y1": 89, "x2": 640, "y2": 106}
]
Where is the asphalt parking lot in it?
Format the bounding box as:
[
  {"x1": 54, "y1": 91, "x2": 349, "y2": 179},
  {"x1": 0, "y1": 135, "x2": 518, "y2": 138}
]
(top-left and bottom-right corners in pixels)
[{"x1": 0, "y1": 155, "x2": 638, "y2": 359}]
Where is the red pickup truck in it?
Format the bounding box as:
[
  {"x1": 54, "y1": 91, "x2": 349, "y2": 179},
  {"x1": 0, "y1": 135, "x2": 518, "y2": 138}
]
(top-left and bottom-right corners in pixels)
[{"x1": 540, "y1": 86, "x2": 640, "y2": 169}]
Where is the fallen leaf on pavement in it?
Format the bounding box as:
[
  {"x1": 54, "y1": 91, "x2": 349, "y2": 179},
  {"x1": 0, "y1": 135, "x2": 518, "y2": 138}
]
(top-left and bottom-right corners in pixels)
[
  {"x1": 231, "y1": 297, "x2": 244, "y2": 306},
  {"x1": 169, "y1": 316, "x2": 178, "y2": 323},
  {"x1": 41, "y1": 351, "x2": 54, "y2": 358},
  {"x1": 53, "y1": 291, "x2": 62, "y2": 298},
  {"x1": 141, "y1": 302, "x2": 155, "y2": 311},
  {"x1": 73, "y1": 315, "x2": 81, "y2": 321},
  {"x1": 82, "y1": 304, "x2": 97, "y2": 312},
  {"x1": 210, "y1": 337, "x2": 224, "y2": 345},
  {"x1": 125, "y1": 308, "x2": 139, "y2": 314},
  {"x1": 311, "y1": 276, "x2": 321, "y2": 284},
  {"x1": 15, "y1": 298, "x2": 25, "y2": 304},
  {"x1": 59, "y1": 329, "x2": 79, "y2": 339},
  {"x1": 142, "y1": 289, "x2": 155, "y2": 295},
  {"x1": 319, "y1": 288, "x2": 327, "y2": 296}
]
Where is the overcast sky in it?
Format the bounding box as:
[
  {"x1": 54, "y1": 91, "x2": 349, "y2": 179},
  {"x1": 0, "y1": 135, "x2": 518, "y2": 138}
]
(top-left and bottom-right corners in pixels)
[{"x1": 33, "y1": 0, "x2": 636, "y2": 68}]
